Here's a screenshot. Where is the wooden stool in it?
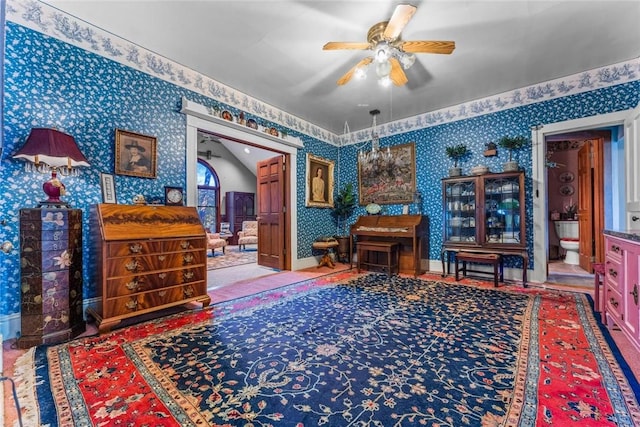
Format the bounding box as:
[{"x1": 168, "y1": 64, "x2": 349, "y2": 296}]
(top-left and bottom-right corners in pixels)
[
  {"x1": 312, "y1": 241, "x2": 339, "y2": 268},
  {"x1": 455, "y1": 252, "x2": 503, "y2": 287},
  {"x1": 357, "y1": 241, "x2": 400, "y2": 277},
  {"x1": 593, "y1": 262, "x2": 605, "y2": 313}
]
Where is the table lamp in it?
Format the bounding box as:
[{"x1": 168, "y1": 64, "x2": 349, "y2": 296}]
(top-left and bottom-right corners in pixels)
[{"x1": 13, "y1": 128, "x2": 90, "y2": 207}]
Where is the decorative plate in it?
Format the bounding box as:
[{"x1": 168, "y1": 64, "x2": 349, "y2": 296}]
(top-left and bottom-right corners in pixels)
[
  {"x1": 269, "y1": 127, "x2": 279, "y2": 137},
  {"x1": 246, "y1": 119, "x2": 258, "y2": 129},
  {"x1": 559, "y1": 184, "x2": 575, "y2": 196},
  {"x1": 221, "y1": 110, "x2": 233, "y2": 121},
  {"x1": 366, "y1": 203, "x2": 381, "y2": 215},
  {"x1": 559, "y1": 171, "x2": 575, "y2": 183}
]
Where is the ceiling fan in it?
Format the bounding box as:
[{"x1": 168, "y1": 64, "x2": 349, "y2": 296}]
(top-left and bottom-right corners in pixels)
[{"x1": 323, "y1": 4, "x2": 455, "y2": 86}]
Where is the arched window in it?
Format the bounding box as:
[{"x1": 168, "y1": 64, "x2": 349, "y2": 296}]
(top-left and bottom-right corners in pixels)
[{"x1": 197, "y1": 159, "x2": 220, "y2": 232}]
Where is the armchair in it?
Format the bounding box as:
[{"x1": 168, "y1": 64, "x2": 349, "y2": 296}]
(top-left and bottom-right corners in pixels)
[
  {"x1": 207, "y1": 232, "x2": 228, "y2": 256},
  {"x1": 237, "y1": 220, "x2": 258, "y2": 251}
]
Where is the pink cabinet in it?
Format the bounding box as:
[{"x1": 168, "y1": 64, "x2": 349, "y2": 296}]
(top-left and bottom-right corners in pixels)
[{"x1": 604, "y1": 233, "x2": 640, "y2": 352}]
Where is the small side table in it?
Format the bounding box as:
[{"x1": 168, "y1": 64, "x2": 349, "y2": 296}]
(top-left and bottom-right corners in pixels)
[{"x1": 312, "y1": 241, "x2": 339, "y2": 268}]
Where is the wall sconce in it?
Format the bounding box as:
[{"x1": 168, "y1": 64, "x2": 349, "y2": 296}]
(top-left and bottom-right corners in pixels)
[{"x1": 13, "y1": 128, "x2": 90, "y2": 207}]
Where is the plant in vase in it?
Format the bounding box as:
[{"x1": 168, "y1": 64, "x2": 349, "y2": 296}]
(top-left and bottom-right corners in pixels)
[
  {"x1": 445, "y1": 144, "x2": 470, "y2": 176},
  {"x1": 331, "y1": 183, "x2": 357, "y2": 262},
  {"x1": 497, "y1": 135, "x2": 529, "y2": 171},
  {"x1": 565, "y1": 201, "x2": 578, "y2": 220}
]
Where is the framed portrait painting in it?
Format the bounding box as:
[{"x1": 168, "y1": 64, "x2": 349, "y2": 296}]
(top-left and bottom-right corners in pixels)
[
  {"x1": 358, "y1": 142, "x2": 416, "y2": 205},
  {"x1": 115, "y1": 129, "x2": 157, "y2": 178},
  {"x1": 305, "y1": 153, "x2": 334, "y2": 208}
]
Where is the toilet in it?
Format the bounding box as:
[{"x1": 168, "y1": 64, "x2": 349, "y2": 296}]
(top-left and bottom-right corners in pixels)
[{"x1": 554, "y1": 220, "x2": 580, "y2": 265}]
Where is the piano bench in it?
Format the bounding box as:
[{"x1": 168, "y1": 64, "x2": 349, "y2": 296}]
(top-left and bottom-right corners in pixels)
[
  {"x1": 357, "y1": 241, "x2": 400, "y2": 277},
  {"x1": 455, "y1": 252, "x2": 503, "y2": 287}
]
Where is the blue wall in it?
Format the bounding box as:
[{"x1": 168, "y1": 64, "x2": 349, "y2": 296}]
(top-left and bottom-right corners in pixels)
[
  {"x1": 1, "y1": 21, "x2": 639, "y2": 324},
  {"x1": 0, "y1": 23, "x2": 336, "y2": 318}
]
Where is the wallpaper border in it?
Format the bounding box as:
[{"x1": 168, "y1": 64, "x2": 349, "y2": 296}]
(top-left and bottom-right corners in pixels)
[{"x1": 7, "y1": 0, "x2": 639, "y2": 146}]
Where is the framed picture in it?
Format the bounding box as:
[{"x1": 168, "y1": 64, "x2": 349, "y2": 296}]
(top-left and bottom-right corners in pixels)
[
  {"x1": 358, "y1": 142, "x2": 416, "y2": 205},
  {"x1": 100, "y1": 173, "x2": 117, "y2": 204},
  {"x1": 115, "y1": 129, "x2": 157, "y2": 178},
  {"x1": 305, "y1": 153, "x2": 334, "y2": 208}
]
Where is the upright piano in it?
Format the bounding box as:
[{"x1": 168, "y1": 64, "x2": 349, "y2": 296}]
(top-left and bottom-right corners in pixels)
[{"x1": 350, "y1": 214, "x2": 429, "y2": 277}]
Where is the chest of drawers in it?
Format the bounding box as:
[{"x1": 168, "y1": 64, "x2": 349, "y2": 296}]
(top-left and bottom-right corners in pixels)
[
  {"x1": 604, "y1": 232, "x2": 640, "y2": 352},
  {"x1": 88, "y1": 204, "x2": 210, "y2": 332},
  {"x1": 18, "y1": 208, "x2": 85, "y2": 348}
]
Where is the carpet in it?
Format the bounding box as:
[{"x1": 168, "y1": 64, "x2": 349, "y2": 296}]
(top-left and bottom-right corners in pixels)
[
  {"x1": 13, "y1": 273, "x2": 640, "y2": 426},
  {"x1": 207, "y1": 246, "x2": 256, "y2": 270}
]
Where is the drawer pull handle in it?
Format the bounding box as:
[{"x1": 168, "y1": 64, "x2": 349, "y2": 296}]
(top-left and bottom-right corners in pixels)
[
  {"x1": 125, "y1": 298, "x2": 138, "y2": 310},
  {"x1": 129, "y1": 243, "x2": 143, "y2": 254},
  {"x1": 125, "y1": 259, "x2": 140, "y2": 272},
  {"x1": 180, "y1": 240, "x2": 190, "y2": 249},
  {"x1": 184, "y1": 286, "x2": 194, "y2": 297},
  {"x1": 158, "y1": 273, "x2": 167, "y2": 279},
  {"x1": 158, "y1": 291, "x2": 167, "y2": 297},
  {"x1": 125, "y1": 280, "x2": 140, "y2": 291},
  {"x1": 632, "y1": 284, "x2": 639, "y2": 306},
  {"x1": 609, "y1": 297, "x2": 619, "y2": 308},
  {"x1": 183, "y1": 254, "x2": 194, "y2": 264},
  {"x1": 633, "y1": 216, "x2": 639, "y2": 222},
  {"x1": 158, "y1": 255, "x2": 166, "y2": 261},
  {"x1": 608, "y1": 269, "x2": 617, "y2": 278},
  {"x1": 183, "y1": 271, "x2": 194, "y2": 280}
]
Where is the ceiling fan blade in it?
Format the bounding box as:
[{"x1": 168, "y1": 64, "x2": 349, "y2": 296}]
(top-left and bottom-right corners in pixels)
[
  {"x1": 400, "y1": 40, "x2": 456, "y2": 54},
  {"x1": 323, "y1": 41, "x2": 371, "y2": 50},
  {"x1": 383, "y1": 4, "x2": 417, "y2": 41},
  {"x1": 389, "y1": 58, "x2": 408, "y2": 86},
  {"x1": 337, "y1": 57, "x2": 373, "y2": 85}
]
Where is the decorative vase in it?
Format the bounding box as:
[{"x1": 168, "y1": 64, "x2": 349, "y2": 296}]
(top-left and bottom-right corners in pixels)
[
  {"x1": 503, "y1": 161, "x2": 519, "y2": 172},
  {"x1": 449, "y1": 167, "x2": 462, "y2": 177}
]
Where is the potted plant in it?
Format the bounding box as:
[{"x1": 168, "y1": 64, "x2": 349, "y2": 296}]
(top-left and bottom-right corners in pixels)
[
  {"x1": 497, "y1": 135, "x2": 528, "y2": 171},
  {"x1": 445, "y1": 144, "x2": 470, "y2": 176},
  {"x1": 331, "y1": 182, "x2": 357, "y2": 262}
]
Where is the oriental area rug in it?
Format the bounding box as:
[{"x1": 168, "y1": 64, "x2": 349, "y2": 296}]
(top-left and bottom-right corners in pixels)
[
  {"x1": 13, "y1": 273, "x2": 640, "y2": 426},
  {"x1": 207, "y1": 246, "x2": 256, "y2": 270}
]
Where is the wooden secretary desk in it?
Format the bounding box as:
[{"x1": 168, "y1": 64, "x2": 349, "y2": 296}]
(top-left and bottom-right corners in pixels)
[{"x1": 88, "y1": 204, "x2": 210, "y2": 332}]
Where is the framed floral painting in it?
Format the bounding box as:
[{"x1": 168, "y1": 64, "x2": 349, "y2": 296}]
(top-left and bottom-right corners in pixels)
[{"x1": 358, "y1": 142, "x2": 416, "y2": 205}]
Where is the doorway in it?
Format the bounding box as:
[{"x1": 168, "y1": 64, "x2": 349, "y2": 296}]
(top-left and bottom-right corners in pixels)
[
  {"x1": 183, "y1": 107, "x2": 301, "y2": 285},
  {"x1": 531, "y1": 110, "x2": 629, "y2": 284},
  {"x1": 545, "y1": 133, "x2": 607, "y2": 284}
]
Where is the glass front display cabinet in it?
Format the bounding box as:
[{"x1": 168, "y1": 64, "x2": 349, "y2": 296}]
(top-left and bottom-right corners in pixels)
[{"x1": 442, "y1": 171, "x2": 526, "y2": 250}]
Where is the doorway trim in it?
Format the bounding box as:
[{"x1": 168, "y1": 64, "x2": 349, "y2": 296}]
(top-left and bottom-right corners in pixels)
[
  {"x1": 531, "y1": 109, "x2": 630, "y2": 284},
  {"x1": 182, "y1": 99, "x2": 301, "y2": 270}
]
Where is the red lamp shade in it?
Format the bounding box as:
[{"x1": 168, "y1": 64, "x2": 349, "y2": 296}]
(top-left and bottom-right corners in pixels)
[{"x1": 13, "y1": 128, "x2": 90, "y2": 206}]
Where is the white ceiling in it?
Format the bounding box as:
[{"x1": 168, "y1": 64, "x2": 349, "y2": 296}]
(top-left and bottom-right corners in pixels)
[{"x1": 43, "y1": 1, "x2": 640, "y2": 135}]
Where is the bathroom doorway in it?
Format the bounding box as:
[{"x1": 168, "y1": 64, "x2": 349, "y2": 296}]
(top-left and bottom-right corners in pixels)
[{"x1": 545, "y1": 133, "x2": 607, "y2": 280}]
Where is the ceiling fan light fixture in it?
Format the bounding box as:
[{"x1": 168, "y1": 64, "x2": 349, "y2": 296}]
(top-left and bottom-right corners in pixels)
[
  {"x1": 378, "y1": 76, "x2": 392, "y2": 87},
  {"x1": 354, "y1": 65, "x2": 368, "y2": 80},
  {"x1": 374, "y1": 43, "x2": 390, "y2": 63},
  {"x1": 375, "y1": 60, "x2": 392, "y2": 79},
  {"x1": 399, "y1": 52, "x2": 416, "y2": 69}
]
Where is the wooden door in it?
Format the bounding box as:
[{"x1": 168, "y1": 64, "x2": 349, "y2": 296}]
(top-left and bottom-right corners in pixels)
[
  {"x1": 577, "y1": 139, "x2": 604, "y2": 271},
  {"x1": 625, "y1": 104, "x2": 640, "y2": 230},
  {"x1": 257, "y1": 155, "x2": 286, "y2": 270}
]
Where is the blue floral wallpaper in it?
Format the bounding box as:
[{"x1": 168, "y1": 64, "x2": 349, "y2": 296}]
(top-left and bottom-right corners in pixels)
[
  {"x1": 0, "y1": 23, "x2": 332, "y2": 319},
  {"x1": 1, "y1": 11, "x2": 639, "y2": 339}
]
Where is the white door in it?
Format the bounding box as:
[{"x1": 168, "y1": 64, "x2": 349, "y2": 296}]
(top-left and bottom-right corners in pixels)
[{"x1": 625, "y1": 104, "x2": 640, "y2": 230}]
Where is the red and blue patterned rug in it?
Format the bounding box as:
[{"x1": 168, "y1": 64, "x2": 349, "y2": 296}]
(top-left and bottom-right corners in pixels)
[{"x1": 14, "y1": 273, "x2": 640, "y2": 426}]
